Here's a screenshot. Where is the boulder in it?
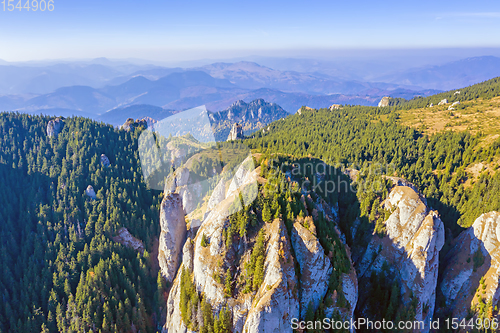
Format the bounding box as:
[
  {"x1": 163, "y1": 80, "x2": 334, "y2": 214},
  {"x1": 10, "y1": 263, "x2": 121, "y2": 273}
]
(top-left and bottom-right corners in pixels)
[
  {"x1": 85, "y1": 185, "x2": 96, "y2": 199},
  {"x1": 47, "y1": 118, "x2": 63, "y2": 138}
]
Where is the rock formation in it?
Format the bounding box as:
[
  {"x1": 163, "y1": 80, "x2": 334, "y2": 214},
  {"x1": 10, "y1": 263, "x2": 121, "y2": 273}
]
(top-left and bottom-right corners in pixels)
[
  {"x1": 158, "y1": 193, "x2": 187, "y2": 283},
  {"x1": 291, "y1": 217, "x2": 332, "y2": 318},
  {"x1": 85, "y1": 185, "x2": 96, "y2": 199},
  {"x1": 378, "y1": 96, "x2": 391, "y2": 107},
  {"x1": 358, "y1": 186, "x2": 444, "y2": 332},
  {"x1": 113, "y1": 227, "x2": 144, "y2": 253},
  {"x1": 329, "y1": 104, "x2": 341, "y2": 110},
  {"x1": 100, "y1": 154, "x2": 110, "y2": 167},
  {"x1": 227, "y1": 123, "x2": 244, "y2": 141},
  {"x1": 47, "y1": 118, "x2": 63, "y2": 138},
  {"x1": 440, "y1": 211, "x2": 500, "y2": 319},
  {"x1": 438, "y1": 99, "x2": 448, "y2": 105},
  {"x1": 121, "y1": 118, "x2": 147, "y2": 131}
]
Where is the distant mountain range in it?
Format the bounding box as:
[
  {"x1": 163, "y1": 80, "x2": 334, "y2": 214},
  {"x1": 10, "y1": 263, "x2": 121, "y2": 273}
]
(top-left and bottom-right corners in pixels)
[
  {"x1": 1, "y1": 55, "x2": 500, "y2": 120},
  {"x1": 376, "y1": 56, "x2": 500, "y2": 90}
]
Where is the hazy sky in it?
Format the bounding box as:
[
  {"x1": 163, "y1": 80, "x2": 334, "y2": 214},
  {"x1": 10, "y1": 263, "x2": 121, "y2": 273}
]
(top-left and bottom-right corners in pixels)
[{"x1": 1, "y1": 0, "x2": 500, "y2": 62}]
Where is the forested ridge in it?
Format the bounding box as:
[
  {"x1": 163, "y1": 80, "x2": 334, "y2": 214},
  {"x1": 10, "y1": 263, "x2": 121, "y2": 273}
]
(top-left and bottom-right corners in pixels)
[
  {"x1": 388, "y1": 76, "x2": 500, "y2": 109},
  {"x1": 246, "y1": 100, "x2": 500, "y2": 234},
  {"x1": 0, "y1": 113, "x2": 164, "y2": 333}
]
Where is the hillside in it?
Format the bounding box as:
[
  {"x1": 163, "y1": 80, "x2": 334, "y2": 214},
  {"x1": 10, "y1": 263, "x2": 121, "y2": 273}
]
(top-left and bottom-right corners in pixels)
[{"x1": 0, "y1": 113, "x2": 163, "y2": 332}]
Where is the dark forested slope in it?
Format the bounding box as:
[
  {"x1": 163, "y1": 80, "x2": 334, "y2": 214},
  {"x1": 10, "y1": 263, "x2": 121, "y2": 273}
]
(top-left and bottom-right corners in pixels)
[{"x1": 0, "y1": 113, "x2": 164, "y2": 333}]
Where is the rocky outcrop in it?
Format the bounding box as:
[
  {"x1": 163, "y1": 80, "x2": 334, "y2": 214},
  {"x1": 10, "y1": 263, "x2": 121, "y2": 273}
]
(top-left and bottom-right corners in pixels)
[
  {"x1": 438, "y1": 98, "x2": 448, "y2": 105},
  {"x1": 329, "y1": 104, "x2": 341, "y2": 110},
  {"x1": 162, "y1": 159, "x2": 355, "y2": 332},
  {"x1": 100, "y1": 154, "x2": 110, "y2": 167},
  {"x1": 206, "y1": 177, "x2": 226, "y2": 212},
  {"x1": 113, "y1": 227, "x2": 144, "y2": 253},
  {"x1": 47, "y1": 118, "x2": 63, "y2": 138},
  {"x1": 440, "y1": 211, "x2": 500, "y2": 319},
  {"x1": 85, "y1": 185, "x2": 96, "y2": 199},
  {"x1": 227, "y1": 123, "x2": 244, "y2": 141},
  {"x1": 291, "y1": 217, "x2": 332, "y2": 318},
  {"x1": 358, "y1": 186, "x2": 445, "y2": 332},
  {"x1": 378, "y1": 96, "x2": 391, "y2": 107},
  {"x1": 121, "y1": 118, "x2": 147, "y2": 131},
  {"x1": 158, "y1": 193, "x2": 187, "y2": 283}
]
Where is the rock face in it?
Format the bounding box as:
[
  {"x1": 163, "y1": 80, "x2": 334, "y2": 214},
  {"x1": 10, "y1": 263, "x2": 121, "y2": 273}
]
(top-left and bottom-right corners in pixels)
[
  {"x1": 85, "y1": 185, "x2": 96, "y2": 199},
  {"x1": 440, "y1": 211, "x2": 500, "y2": 319},
  {"x1": 227, "y1": 123, "x2": 244, "y2": 141},
  {"x1": 100, "y1": 154, "x2": 110, "y2": 167},
  {"x1": 358, "y1": 186, "x2": 445, "y2": 332},
  {"x1": 378, "y1": 96, "x2": 391, "y2": 107},
  {"x1": 291, "y1": 217, "x2": 332, "y2": 318},
  {"x1": 47, "y1": 118, "x2": 63, "y2": 138},
  {"x1": 161, "y1": 160, "x2": 355, "y2": 333},
  {"x1": 242, "y1": 219, "x2": 300, "y2": 333},
  {"x1": 329, "y1": 104, "x2": 341, "y2": 110},
  {"x1": 113, "y1": 227, "x2": 144, "y2": 253},
  {"x1": 158, "y1": 193, "x2": 187, "y2": 283},
  {"x1": 438, "y1": 98, "x2": 448, "y2": 105}
]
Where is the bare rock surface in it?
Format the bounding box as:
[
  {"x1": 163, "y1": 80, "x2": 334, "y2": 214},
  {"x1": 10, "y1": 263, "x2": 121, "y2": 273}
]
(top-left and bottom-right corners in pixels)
[
  {"x1": 158, "y1": 193, "x2": 187, "y2": 283},
  {"x1": 100, "y1": 154, "x2": 110, "y2": 167},
  {"x1": 291, "y1": 217, "x2": 332, "y2": 318},
  {"x1": 113, "y1": 227, "x2": 144, "y2": 253},
  {"x1": 378, "y1": 96, "x2": 391, "y2": 107},
  {"x1": 227, "y1": 123, "x2": 244, "y2": 141},
  {"x1": 358, "y1": 186, "x2": 444, "y2": 332},
  {"x1": 85, "y1": 185, "x2": 96, "y2": 199}
]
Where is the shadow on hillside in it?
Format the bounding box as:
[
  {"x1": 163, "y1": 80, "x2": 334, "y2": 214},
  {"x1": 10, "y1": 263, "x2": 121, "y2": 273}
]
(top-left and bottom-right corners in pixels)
[{"x1": 435, "y1": 231, "x2": 492, "y2": 322}]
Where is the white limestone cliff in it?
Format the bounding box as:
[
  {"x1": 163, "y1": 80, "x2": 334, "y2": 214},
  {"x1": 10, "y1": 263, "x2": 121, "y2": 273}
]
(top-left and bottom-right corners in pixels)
[
  {"x1": 440, "y1": 211, "x2": 500, "y2": 319},
  {"x1": 158, "y1": 193, "x2": 187, "y2": 283},
  {"x1": 358, "y1": 186, "x2": 445, "y2": 332}
]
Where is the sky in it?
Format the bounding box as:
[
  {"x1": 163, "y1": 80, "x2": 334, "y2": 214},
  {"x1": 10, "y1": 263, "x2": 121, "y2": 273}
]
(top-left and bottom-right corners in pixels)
[{"x1": 1, "y1": 0, "x2": 500, "y2": 62}]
